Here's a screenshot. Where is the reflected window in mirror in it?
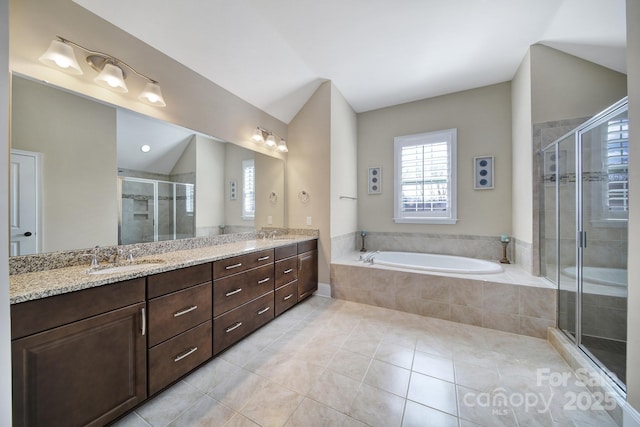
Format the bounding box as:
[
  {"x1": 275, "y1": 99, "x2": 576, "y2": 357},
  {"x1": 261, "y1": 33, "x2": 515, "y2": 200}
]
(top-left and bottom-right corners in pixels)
[{"x1": 242, "y1": 159, "x2": 255, "y2": 220}]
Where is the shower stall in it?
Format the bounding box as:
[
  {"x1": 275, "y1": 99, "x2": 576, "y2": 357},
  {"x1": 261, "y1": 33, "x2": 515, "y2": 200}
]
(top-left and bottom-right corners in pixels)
[
  {"x1": 541, "y1": 98, "x2": 628, "y2": 391},
  {"x1": 118, "y1": 177, "x2": 195, "y2": 245}
]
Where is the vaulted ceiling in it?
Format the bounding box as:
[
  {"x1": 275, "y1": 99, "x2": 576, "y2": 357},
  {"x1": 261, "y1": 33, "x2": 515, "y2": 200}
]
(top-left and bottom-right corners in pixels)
[{"x1": 75, "y1": 0, "x2": 627, "y2": 124}]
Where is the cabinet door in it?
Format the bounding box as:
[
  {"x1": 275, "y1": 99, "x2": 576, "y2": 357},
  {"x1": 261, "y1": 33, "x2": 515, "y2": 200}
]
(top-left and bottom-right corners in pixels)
[
  {"x1": 298, "y1": 250, "x2": 318, "y2": 301},
  {"x1": 12, "y1": 302, "x2": 147, "y2": 427}
]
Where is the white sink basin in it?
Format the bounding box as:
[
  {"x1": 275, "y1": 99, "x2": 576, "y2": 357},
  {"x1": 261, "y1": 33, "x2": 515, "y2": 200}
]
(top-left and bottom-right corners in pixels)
[{"x1": 88, "y1": 259, "x2": 166, "y2": 275}]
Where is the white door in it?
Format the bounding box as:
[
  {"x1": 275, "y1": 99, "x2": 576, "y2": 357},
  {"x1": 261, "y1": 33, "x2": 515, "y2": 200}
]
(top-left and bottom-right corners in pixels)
[{"x1": 10, "y1": 150, "x2": 40, "y2": 255}]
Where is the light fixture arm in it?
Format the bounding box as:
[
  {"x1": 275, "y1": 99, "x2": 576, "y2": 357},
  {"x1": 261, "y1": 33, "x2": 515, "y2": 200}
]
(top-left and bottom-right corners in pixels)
[
  {"x1": 255, "y1": 126, "x2": 284, "y2": 142},
  {"x1": 56, "y1": 36, "x2": 159, "y2": 84}
]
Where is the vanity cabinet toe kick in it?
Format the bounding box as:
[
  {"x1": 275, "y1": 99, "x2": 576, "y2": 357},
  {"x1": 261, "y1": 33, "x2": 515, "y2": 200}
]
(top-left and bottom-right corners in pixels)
[{"x1": 10, "y1": 239, "x2": 318, "y2": 427}]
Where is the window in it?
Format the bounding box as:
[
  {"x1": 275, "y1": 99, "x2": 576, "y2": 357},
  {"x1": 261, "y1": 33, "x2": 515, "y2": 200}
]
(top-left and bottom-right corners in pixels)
[
  {"x1": 394, "y1": 129, "x2": 457, "y2": 224},
  {"x1": 185, "y1": 184, "x2": 194, "y2": 214},
  {"x1": 242, "y1": 159, "x2": 255, "y2": 219},
  {"x1": 606, "y1": 118, "x2": 629, "y2": 214}
]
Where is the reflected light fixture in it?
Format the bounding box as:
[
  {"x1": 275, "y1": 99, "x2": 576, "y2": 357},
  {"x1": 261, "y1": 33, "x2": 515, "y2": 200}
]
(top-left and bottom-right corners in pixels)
[
  {"x1": 39, "y1": 36, "x2": 166, "y2": 107},
  {"x1": 251, "y1": 126, "x2": 288, "y2": 153},
  {"x1": 140, "y1": 144, "x2": 151, "y2": 153}
]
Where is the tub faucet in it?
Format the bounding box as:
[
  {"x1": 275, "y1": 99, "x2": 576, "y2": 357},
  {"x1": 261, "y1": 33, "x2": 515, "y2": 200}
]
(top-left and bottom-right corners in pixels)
[{"x1": 361, "y1": 251, "x2": 379, "y2": 264}]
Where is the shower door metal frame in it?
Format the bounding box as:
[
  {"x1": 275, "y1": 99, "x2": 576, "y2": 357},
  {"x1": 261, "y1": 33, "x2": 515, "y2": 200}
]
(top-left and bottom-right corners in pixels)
[{"x1": 542, "y1": 97, "x2": 629, "y2": 393}]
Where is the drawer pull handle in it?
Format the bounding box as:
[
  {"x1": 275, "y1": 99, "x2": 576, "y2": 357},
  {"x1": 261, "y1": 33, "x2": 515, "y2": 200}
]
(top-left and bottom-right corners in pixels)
[
  {"x1": 226, "y1": 322, "x2": 243, "y2": 333},
  {"x1": 226, "y1": 288, "x2": 242, "y2": 297},
  {"x1": 283, "y1": 294, "x2": 293, "y2": 301},
  {"x1": 283, "y1": 268, "x2": 293, "y2": 274},
  {"x1": 174, "y1": 305, "x2": 198, "y2": 317},
  {"x1": 225, "y1": 262, "x2": 243, "y2": 270},
  {"x1": 258, "y1": 256, "x2": 270, "y2": 261},
  {"x1": 257, "y1": 306, "x2": 271, "y2": 315},
  {"x1": 141, "y1": 307, "x2": 146, "y2": 336},
  {"x1": 257, "y1": 277, "x2": 270, "y2": 284},
  {"x1": 174, "y1": 347, "x2": 198, "y2": 362}
]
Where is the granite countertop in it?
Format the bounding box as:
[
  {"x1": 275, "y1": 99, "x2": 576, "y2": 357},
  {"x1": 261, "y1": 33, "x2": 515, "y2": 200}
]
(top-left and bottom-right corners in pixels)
[{"x1": 10, "y1": 236, "x2": 314, "y2": 304}]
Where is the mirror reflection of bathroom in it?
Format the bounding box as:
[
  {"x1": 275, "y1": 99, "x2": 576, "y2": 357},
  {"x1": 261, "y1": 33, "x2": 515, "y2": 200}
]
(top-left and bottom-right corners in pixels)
[{"x1": 9, "y1": 75, "x2": 285, "y2": 254}]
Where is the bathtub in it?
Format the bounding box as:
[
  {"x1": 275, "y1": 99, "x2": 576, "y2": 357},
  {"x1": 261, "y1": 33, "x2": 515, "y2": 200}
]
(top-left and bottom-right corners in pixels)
[
  {"x1": 560, "y1": 266, "x2": 627, "y2": 297},
  {"x1": 366, "y1": 251, "x2": 503, "y2": 274}
]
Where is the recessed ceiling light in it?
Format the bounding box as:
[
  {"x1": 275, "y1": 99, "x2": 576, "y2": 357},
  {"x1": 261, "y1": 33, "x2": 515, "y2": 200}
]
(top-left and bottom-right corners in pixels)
[{"x1": 140, "y1": 144, "x2": 151, "y2": 153}]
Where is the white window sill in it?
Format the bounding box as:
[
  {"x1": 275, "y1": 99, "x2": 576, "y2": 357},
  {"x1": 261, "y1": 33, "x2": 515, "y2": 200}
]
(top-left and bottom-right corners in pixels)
[{"x1": 393, "y1": 217, "x2": 458, "y2": 225}]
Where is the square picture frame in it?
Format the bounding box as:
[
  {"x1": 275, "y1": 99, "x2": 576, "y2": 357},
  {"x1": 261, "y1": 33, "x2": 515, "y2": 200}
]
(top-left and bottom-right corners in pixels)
[{"x1": 474, "y1": 156, "x2": 494, "y2": 190}]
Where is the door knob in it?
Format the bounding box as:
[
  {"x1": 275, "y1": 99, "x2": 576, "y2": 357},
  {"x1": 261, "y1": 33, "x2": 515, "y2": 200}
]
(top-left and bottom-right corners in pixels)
[{"x1": 23, "y1": 232, "x2": 32, "y2": 237}]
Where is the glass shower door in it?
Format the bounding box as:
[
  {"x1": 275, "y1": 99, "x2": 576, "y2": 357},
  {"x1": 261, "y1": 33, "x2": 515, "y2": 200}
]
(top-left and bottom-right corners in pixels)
[
  {"x1": 578, "y1": 106, "x2": 629, "y2": 388},
  {"x1": 119, "y1": 178, "x2": 156, "y2": 245}
]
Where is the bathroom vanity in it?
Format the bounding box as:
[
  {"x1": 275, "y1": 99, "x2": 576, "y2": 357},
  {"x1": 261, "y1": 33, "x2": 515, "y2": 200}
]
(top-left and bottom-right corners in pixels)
[{"x1": 9, "y1": 237, "x2": 318, "y2": 427}]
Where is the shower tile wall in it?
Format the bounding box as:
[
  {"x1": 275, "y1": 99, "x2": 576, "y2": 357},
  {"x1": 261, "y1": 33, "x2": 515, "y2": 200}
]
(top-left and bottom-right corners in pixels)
[{"x1": 121, "y1": 181, "x2": 155, "y2": 245}]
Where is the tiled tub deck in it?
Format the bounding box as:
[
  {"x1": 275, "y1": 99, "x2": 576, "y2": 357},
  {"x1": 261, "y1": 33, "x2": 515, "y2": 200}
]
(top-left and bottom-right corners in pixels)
[{"x1": 331, "y1": 253, "x2": 556, "y2": 339}]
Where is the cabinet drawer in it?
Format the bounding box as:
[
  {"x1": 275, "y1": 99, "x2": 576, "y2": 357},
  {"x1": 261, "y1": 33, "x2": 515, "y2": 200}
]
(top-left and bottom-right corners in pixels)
[
  {"x1": 275, "y1": 243, "x2": 297, "y2": 261},
  {"x1": 148, "y1": 282, "x2": 212, "y2": 347},
  {"x1": 275, "y1": 281, "x2": 298, "y2": 317},
  {"x1": 147, "y1": 263, "x2": 212, "y2": 299},
  {"x1": 148, "y1": 320, "x2": 212, "y2": 396},
  {"x1": 298, "y1": 239, "x2": 317, "y2": 254},
  {"x1": 213, "y1": 264, "x2": 274, "y2": 317},
  {"x1": 274, "y1": 257, "x2": 298, "y2": 288},
  {"x1": 213, "y1": 292, "x2": 274, "y2": 355},
  {"x1": 11, "y1": 278, "x2": 145, "y2": 340},
  {"x1": 213, "y1": 249, "x2": 274, "y2": 279}
]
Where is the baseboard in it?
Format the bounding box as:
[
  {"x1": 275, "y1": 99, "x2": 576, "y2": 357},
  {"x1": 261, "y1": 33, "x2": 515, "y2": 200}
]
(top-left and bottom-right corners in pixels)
[{"x1": 313, "y1": 282, "x2": 331, "y2": 298}]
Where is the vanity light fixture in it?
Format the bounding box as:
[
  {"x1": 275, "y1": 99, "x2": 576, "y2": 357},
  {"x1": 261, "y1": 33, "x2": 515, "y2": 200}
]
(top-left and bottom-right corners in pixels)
[
  {"x1": 251, "y1": 126, "x2": 288, "y2": 153},
  {"x1": 39, "y1": 36, "x2": 166, "y2": 107}
]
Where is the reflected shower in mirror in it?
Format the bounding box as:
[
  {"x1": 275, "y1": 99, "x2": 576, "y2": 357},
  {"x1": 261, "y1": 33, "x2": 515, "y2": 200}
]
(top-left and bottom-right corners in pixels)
[{"x1": 9, "y1": 74, "x2": 285, "y2": 255}]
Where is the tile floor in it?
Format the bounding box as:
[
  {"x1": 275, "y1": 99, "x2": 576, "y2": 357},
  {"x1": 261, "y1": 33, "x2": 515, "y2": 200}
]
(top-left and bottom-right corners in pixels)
[{"x1": 113, "y1": 296, "x2": 619, "y2": 427}]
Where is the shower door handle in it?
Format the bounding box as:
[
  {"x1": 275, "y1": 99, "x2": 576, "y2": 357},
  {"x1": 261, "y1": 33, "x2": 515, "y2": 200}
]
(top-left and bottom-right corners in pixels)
[{"x1": 578, "y1": 231, "x2": 587, "y2": 248}]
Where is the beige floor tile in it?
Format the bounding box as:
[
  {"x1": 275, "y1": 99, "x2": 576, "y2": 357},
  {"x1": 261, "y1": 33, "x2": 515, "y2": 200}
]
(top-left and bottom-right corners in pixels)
[
  {"x1": 307, "y1": 370, "x2": 362, "y2": 414},
  {"x1": 267, "y1": 358, "x2": 326, "y2": 394},
  {"x1": 415, "y1": 335, "x2": 454, "y2": 359},
  {"x1": 326, "y1": 348, "x2": 372, "y2": 382},
  {"x1": 111, "y1": 412, "x2": 152, "y2": 427},
  {"x1": 363, "y1": 359, "x2": 411, "y2": 397},
  {"x1": 136, "y1": 380, "x2": 204, "y2": 427},
  {"x1": 457, "y1": 385, "x2": 518, "y2": 427},
  {"x1": 342, "y1": 335, "x2": 381, "y2": 358},
  {"x1": 412, "y1": 351, "x2": 455, "y2": 382},
  {"x1": 348, "y1": 383, "x2": 405, "y2": 427},
  {"x1": 402, "y1": 400, "x2": 458, "y2": 427},
  {"x1": 183, "y1": 358, "x2": 243, "y2": 394},
  {"x1": 284, "y1": 398, "x2": 348, "y2": 427},
  {"x1": 374, "y1": 341, "x2": 415, "y2": 369},
  {"x1": 407, "y1": 372, "x2": 458, "y2": 416},
  {"x1": 208, "y1": 368, "x2": 266, "y2": 411},
  {"x1": 239, "y1": 380, "x2": 304, "y2": 427},
  {"x1": 454, "y1": 360, "x2": 502, "y2": 392},
  {"x1": 166, "y1": 395, "x2": 236, "y2": 427},
  {"x1": 223, "y1": 413, "x2": 260, "y2": 427}
]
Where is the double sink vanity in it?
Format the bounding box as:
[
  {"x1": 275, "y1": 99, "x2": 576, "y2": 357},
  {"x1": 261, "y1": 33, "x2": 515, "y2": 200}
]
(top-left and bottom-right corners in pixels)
[{"x1": 9, "y1": 235, "x2": 318, "y2": 426}]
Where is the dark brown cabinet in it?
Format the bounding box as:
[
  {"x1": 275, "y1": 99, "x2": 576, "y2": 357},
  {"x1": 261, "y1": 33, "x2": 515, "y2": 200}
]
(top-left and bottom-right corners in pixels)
[
  {"x1": 147, "y1": 264, "x2": 213, "y2": 396},
  {"x1": 10, "y1": 239, "x2": 318, "y2": 426},
  {"x1": 11, "y1": 279, "x2": 147, "y2": 427},
  {"x1": 212, "y1": 250, "x2": 275, "y2": 355},
  {"x1": 298, "y1": 240, "x2": 318, "y2": 301}
]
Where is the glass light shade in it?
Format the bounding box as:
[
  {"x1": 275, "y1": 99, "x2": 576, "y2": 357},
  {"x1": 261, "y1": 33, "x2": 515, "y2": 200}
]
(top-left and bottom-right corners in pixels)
[
  {"x1": 94, "y1": 63, "x2": 128, "y2": 93},
  {"x1": 39, "y1": 40, "x2": 83, "y2": 75},
  {"x1": 277, "y1": 139, "x2": 288, "y2": 152},
  {"x1": 265, "y1": 133, "x2": 277, "y2": 147},
  {"x1": 139, "y1": 82, "x2": 166, "y2": 107},
  {"x1": 251, "y1": 128, "x2": 264, "y2": 143}
]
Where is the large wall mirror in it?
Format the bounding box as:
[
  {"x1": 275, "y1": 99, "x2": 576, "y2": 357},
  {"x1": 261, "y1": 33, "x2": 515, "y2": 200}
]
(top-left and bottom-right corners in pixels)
[{"x1": 10, "y1": 74, "x2": 285, "y2": 256}]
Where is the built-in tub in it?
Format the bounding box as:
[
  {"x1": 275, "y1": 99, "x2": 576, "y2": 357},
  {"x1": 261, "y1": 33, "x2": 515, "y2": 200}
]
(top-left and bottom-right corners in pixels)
[
  {"x1": 560, "y1": 266, "x2": 627, "y2": 298},
  {"x1": 366, "y1": 251, "x2": 503, "y2": 274}
]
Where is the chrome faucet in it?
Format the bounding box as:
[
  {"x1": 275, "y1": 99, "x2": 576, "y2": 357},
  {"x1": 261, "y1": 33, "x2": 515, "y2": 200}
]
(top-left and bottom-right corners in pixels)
[{"x1": 360, "y1": 251, "x2": 379, "y2": 264}]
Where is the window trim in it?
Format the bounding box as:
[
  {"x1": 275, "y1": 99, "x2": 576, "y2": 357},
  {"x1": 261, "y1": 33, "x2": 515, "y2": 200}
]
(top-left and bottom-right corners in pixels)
[{"x1": 393, "y1": 128, "x2": 457, "y2": 225}]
